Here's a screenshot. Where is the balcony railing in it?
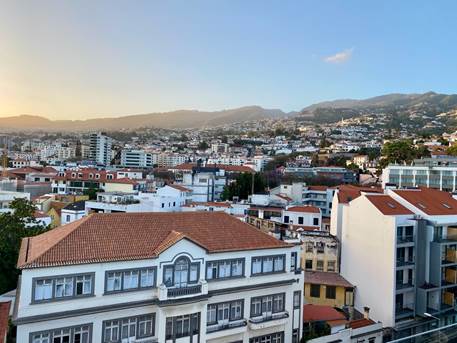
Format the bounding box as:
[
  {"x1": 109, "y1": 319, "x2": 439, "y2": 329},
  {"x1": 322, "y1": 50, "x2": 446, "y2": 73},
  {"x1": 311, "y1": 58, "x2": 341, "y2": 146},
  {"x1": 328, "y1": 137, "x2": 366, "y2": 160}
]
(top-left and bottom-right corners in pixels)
[
  {"x1": 397, "y1": 235, "x2": 414, "y2": 244},
  {"x1": 206, "y1": 320, "x2": 247, "y2": 333},
  {"x1": 395, "y1": 303, "x2": 414, "y2": 317},
  {"x1": 167, "y1": 284, "x2": 202, "y2": 298},
  {"x1": 396, "y1": 258, "x2": 415, "y2": 267},
  {"x1": 249, "y1": 311, "x2": 289, "y2": 324},
  {"x1": 396, "y1": 281, "x2": 414, "y2": 290}
]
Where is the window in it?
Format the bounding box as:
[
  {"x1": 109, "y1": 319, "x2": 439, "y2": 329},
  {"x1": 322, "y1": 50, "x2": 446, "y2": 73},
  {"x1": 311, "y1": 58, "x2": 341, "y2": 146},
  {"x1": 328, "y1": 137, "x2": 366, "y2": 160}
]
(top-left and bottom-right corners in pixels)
[
  {"x1": 368, "y1": 338, "x2": 376, "y2": 343},
  {"x1": 316, "y1": 242, "x2": 325, "y2": 253},
  {"x1": 106, "y1": 268, "x2": 155, "y2": 293},
  {"x1": 327, "y1": 261, "x2": 336, "y2": 272},
  {"x1": 316, "y1": 260, "x2": 324, "y2": 271},
  {"x1": 293, "y1": 291, "x2": 301, "y2": 309},
  {"x1": 251, "y1": 255, "x2": 285, "y2": 275},
  {"x1": 31, "y1": 325, "x2": 91, "y2": 343},
  {"x1": 292, "y1": 329, "x2": 300, "y2": 343},
  {"x1": 310, "y1": 284, "x2": 321, "y2": 298},
  {"x1": 305, "y1": 259, "x2": 313, "y2": 270},
  {"x1": 165, "y1": 313, "x2": 199, "y2": 340},
  {"x1": 207, "y1": 300, "x2": 243, "y2": 327},
  {"x1": 163, "y1": 257, "x2": 199, "y2": 287},
  {"x1": 298, "y1": 216, "x2": 304, "y2": 224},
  {"x1": 306, "y1": 242, "x2": 313, "y2": 253},
  {"x1": 102, "y1": 314, "x2": 155, "y2": 342},
  {"x1": 291, "y1": 252, "x2": 297, "y2": 271},
  {"x1": 33, "y1": 274, "x2": 93, "y2": 302},
  {"x1": 284, "y1": 215, "x2": 289, "y2": 223},
  {"x1": 251, "y1": 294, "x2": 285, "y2": 317},
  {"x1": 66, "y1": 215, "x2": 70, "y2": 222},
  {"x1": 313, "y1": 218, "x2": 319, "y2": 226},
  {"x1": 250, "y1": 332, "x2": 284, "y2": 343},
  {"x1": 326, "y1": 286, "x2": 336, "y2": 299}
]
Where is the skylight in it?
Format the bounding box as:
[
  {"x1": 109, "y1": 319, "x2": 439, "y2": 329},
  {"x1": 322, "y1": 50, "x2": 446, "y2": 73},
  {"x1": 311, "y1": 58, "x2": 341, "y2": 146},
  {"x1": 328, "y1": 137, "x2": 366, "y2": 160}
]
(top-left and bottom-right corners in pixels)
[
  {"x1": 442, "y1": 203, "x2": 452, "y2": 209},
  {"x1": 418, "y1": 203, "x2": 426, "y2": 209},
  {"x1": 387, "y1": 202, "x2": 396, "y2": 208}
]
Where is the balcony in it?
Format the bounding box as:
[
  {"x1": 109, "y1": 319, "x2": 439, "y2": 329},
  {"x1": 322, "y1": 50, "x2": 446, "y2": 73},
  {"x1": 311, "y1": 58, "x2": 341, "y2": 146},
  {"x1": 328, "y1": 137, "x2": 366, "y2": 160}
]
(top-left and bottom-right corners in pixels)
[
  {"x1": 396, "y1": 281, "x2": 414, "y2": 291},
  {"x1": 395, "y1": 303, "x2": 414, "y2": 319},
  {"x1": 248, "y1": 312, "x2": 289, "y2": 330},
  {"x1": 158, "y1": 280, "x2": 208, "y2": 301},
  {"x1": 206, "y1": 319, "x2": 247, "y2": 334},
  {"x1": 397, "y1": 235, "x2": 414, "y2": 245},
  {"x1": 396, "y1": 258, "x2": 415, "y2": 267}
]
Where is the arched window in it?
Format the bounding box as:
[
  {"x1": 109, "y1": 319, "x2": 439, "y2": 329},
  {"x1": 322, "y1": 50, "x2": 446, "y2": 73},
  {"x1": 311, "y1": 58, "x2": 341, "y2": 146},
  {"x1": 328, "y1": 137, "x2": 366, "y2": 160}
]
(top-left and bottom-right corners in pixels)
[{"x1": 163, "y1": 256, "x2": 199, "y2": 287}]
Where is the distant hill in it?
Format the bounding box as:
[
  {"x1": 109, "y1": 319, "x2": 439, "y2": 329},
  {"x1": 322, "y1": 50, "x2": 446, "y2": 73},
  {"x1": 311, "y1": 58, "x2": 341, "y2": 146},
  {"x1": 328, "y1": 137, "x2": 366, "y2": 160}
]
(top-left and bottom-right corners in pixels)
[
  {"x1": 299, "y1": 92, "x2": 457, "y2": 123},
  {"x1": 0, "y1": 106, "x2": 286, "y2": 131}
]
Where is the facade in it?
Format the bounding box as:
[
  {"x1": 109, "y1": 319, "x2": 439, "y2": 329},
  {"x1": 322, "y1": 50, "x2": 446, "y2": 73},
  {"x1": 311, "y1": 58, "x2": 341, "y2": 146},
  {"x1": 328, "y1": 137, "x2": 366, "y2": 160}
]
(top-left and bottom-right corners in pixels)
[
  {"x1": 61, "y1": 201, "x2": 86, "y2": 224},
  {"x1": 14, "y1": 212, "x2": 304, "y2": 343},
  {"x1": 180, "y1": 167, "x2": 227, "y2": 202},
  {"x1": 85, "y1": 186, "x2": 191, "y2": 214},
  {"x1": 301, "y1": 231, "x2": 339, "y2": 273},
  {"x1": 335, "y1": 188, "x2": 457, "y2": 338},
  {"x1": 120, "y1": 150, "x2": 153, "y2": 168},
  {"x1": 89, "y1": 132, "x2": 112, "y2": 166},
  {"x1": 383, "y1": 157, "x2": 457, "y2": 191},
  {"x1": 304, "y1": 271, "x2": 354, "y2": 309},
  {"x1": 282, "y1": 205, "x2": 321, "y2": 228}
]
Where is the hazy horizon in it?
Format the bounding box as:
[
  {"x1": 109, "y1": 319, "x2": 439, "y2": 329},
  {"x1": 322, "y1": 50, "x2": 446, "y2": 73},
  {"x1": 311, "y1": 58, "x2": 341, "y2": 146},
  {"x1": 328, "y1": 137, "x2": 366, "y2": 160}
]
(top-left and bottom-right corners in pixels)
[{"x1": 1, "y1": 0, "x2": 457, "y2": 120}]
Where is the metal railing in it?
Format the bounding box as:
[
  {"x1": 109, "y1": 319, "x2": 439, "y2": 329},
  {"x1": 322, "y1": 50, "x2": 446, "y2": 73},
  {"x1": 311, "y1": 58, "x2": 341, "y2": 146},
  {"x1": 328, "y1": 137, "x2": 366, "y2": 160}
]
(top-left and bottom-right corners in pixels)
[
  {"x1": 206, "y1": 320, "x2": 247, "y2": 333},
  {"x1": 397, "y1": 235, "x2": 414, "y2": 244},
  {"x1": 167, "y1": 284, "x2": 202, "y2": 297},
  {"x1": 249, "y1": 311, "x2": 289, "y2": 324}
]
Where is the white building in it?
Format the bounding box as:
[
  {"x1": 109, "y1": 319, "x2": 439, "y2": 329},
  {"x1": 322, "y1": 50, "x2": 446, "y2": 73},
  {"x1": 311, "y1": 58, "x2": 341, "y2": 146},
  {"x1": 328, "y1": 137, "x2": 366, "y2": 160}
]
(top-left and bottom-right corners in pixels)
[
  {"x1": 180, "y1": 167, "x2": 227, "y2": 202},
  {"x1": 121, "y1": 150, "x2": 153, "y2": 168},
  {"x1": 90, "y1": 132, "x2": 112, "y2": 166},
  {"x1": 0, "y1": 191, "x2": 30, "y2": 213},
  {"x1": 335, "y1": 187, "x2": 457, "y2": 338},
  {"x1": 282, "y1": 205, "x2": 322, "y2": 229},
  {"x1": 85, "y1": 185, "x2": 192, "y2": 214},
  {"x1": 14, "y1": 212, "x2": 304, "y2": 343},
  {"x1": 61, "y1": 200, "x2": 86, "y2": 224}
]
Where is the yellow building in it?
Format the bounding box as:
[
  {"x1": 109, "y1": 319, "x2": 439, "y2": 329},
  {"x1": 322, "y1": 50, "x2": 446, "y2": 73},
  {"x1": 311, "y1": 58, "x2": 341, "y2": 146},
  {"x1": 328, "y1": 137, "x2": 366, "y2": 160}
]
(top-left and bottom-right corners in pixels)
[
  {"x1": 304, "y1": 271, "x2": 354, "y2": 309},
  {"x1": 301, "y1": 231, "x2": 339, "y2": 273}
]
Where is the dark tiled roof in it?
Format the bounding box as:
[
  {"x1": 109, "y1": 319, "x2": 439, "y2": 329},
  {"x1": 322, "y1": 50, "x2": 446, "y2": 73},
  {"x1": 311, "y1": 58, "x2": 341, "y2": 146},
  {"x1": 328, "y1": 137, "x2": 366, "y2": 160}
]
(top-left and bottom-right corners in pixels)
[
  {"x1": 305, "y1": 271, "x2": 353, "y2": 288},
  {"x1": 18, "y1": 212, "x2": 290, "y2": 269},
  {"x1": 63, "y1": 200, "x2": 86, "y2": 212}
]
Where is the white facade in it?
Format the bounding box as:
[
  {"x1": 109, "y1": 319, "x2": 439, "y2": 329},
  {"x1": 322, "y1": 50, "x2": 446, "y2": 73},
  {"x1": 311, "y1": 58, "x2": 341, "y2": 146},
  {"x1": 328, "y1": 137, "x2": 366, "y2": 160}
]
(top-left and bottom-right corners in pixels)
[
  {"x1": 0, "y1": 191, "x2": 30, "y2": 213},
  {"x1": 120, "y1": 150, "x2": 153, "y2": 168},
  {"x1": 90, "y1": 132, "x2": 112, "y2": 166},
  {"x1": 181, "y1": 171, "x2": 226, "y2": 203},
  {"x1": 61, "y1": 208, "x2": 86, "y2": 225},
  {"x1": 15, "y1": 220, "x2": 303, "y2": 343}
]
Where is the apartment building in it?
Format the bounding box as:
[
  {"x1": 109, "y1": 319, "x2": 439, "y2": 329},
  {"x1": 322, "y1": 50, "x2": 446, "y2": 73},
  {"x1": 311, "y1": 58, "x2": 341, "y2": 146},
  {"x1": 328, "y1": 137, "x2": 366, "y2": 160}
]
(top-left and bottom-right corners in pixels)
[
  {"x1": 89, "y1": 132, "x2": 112, "y2": 166},
  {"x1": 120, "y1": 149, "x2": 153, "y2": 168},
  {"x1": 85, "y1": 185, "x2": 191, "y2": 214},
  {"x1": 335, "y1": 187, "x2": 457, "y2": 338},
  {"x1": 179, "y1": 166, "x2": 227, "y2": 202},
  {"x1": 304, "y1": 271, "x2": 354, "y2": 309},
  {"x1": 383, "y1": 157, "x2": 457, "y2": 191},
  {"x1": 52, "y1": 169, "x2": 147, "y2": 195},
  {"x1": 14, "y1": 212, "x2": 304, "y2": 343}
]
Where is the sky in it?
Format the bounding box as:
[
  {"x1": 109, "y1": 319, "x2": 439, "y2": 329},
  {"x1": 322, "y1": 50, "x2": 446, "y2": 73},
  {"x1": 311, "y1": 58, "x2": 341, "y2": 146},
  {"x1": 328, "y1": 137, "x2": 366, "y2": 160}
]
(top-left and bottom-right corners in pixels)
[{"x1": 1, "y1": 0, "x2": 456, "y2": 120}]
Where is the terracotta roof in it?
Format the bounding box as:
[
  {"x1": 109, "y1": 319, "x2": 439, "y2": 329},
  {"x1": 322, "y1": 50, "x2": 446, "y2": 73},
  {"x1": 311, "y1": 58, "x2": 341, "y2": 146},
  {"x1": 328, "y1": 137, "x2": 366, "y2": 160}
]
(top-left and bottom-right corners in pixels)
[
  {"x1": 189, "y1": 202, "x2": 231, "y2": 208},
  {"x1": 349, "y1": 318, "x2": 376, "y2": 329},
  {"x1": 18, "y1": 212, "x2": 290, "y2": 269},
  {"x1": 274, "y1": 194, "x2": 293, "y2": 201},
  {"x1": 337, "y1": 184, "x2": 382, "y2": 204},
  {"x1": 286, "y1": 205, "x2": 320, "y2": 214},
  {"x1": 173, "y1": 163, "x2": 255, "y2": 173},
  {"x1": 393, "y1": 188, "x2": 457, "y2": 215},
  {"x1": 0, "y1": 301, "x2": 10, "y2": 343},
  {"x1": 365, "y1": 195, "x2": 413, "y2": 216},
  {"x1": 305, "y1": 271, "x2": 353, "y2": 288},
  {"x1": 34, "y1": 211, "x2": 49, "y2": 219},
  {"x1": 303, "y1": 304, "x2": 347, "y2": 323},
  {"x1": 167, "y1": 184, "x2": 192, "y2": 192}
]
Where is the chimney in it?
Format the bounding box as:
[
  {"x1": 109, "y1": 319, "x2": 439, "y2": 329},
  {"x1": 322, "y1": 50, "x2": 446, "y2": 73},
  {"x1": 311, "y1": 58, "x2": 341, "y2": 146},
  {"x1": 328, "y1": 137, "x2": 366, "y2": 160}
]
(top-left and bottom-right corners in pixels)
[{"x1": 363, "y1": 306, "x2": 370, "y2": 319}]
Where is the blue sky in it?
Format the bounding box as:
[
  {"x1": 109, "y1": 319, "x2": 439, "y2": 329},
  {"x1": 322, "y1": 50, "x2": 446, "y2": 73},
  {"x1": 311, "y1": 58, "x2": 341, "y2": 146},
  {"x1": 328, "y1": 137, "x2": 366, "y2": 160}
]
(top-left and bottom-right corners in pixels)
[{"x1": 0, "y1": 0, "x2": 456, "y2": 119}]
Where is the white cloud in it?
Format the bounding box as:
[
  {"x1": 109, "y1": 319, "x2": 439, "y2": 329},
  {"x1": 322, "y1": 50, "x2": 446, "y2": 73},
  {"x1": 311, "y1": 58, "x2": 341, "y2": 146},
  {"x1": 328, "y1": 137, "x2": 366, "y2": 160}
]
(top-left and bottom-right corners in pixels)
[{"x1": 324, "y1": 48, "x2": 354, "y2": 64}]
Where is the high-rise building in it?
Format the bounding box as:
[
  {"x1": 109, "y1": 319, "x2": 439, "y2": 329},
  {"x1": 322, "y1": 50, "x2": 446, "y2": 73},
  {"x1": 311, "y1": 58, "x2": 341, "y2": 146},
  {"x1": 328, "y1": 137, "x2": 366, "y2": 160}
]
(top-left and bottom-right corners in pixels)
[{"x1": 89, "y1": 132, "x2": 112, "y2": 166}]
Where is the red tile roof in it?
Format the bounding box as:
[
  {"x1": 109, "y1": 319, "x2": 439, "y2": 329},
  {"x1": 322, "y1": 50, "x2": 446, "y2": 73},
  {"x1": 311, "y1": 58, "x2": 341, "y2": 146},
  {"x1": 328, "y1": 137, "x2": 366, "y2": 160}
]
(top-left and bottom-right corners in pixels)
[
  {"x1": 337, "y1": 185, "x2": 382, "y2": 204},
  {"x1": 173, "y1": 163, "x2": 255, "y2": 173},
  {"x1": 307, "y1": 185, "x2": 330, "y2": 191},
  {"x1": 393, "y1": 188, "x2": 457, "y2": 215},
  {"x1": 303, "y1": 304, "x2": 347, "y2": 323},
  {"x1": 286, "y1": 205, "x2": 320, "y2": 214},
  {"x1": 365, "y1": 195, "x2": 414, "y2": 216},
  {"x1": 305, "y1": 271, "x2": 354, "y2": 288},
  {"x1": 0, "y1": 301, "x2": 10, "y2": 343},
  {"x1": 349, "y1": 318, "x2": 376, "y2": 329},
  {"x1": 18, "y1": 212, "x2": 290, "y2": 269}
]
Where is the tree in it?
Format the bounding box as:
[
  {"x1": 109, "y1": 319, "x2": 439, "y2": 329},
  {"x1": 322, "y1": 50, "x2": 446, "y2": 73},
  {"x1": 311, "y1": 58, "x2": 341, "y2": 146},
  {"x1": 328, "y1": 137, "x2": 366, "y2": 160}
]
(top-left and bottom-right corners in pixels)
[
  {"x1": 379, "y1": 139, "x2": 430, "y2": 168},
  {"x1": 83, "y1": 186, "x2": 99, "y2": 200},
  {"x1": 447, "y1": 144, "x2": 457, "y2": 156},
  {"x1": 0, "y1": 198, "x2": 49, "y2": 294},
  {"x1": 221, "y1": 173, "x2": 266, "y2": 200},
  {"x1": 198, "y1": 141, "x2": 209, "y2": 150}
]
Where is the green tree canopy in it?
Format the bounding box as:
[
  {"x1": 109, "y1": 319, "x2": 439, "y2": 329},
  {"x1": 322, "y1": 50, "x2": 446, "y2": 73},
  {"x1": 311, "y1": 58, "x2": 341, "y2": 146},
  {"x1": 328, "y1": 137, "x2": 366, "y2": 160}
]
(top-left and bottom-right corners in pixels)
[
  {"x1": 0, "y1": 198, "x2": 49, "y2": 294},
  {"x1": 380, "y1": 139, "x2": 430, "y2": 168},
  {"x1": 221, "y1": 173, "x2": 266, "y2": 200}
]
